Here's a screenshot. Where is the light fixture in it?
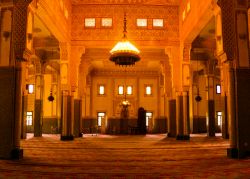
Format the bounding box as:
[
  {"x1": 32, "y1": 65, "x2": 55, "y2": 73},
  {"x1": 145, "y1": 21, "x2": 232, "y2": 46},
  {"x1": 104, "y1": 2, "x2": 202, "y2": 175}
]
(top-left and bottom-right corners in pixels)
[
  {"x1": 48, "y1": 90, "x2": 54, "y2": 102},
  {"x1": 109, "y1": 13, "x2": 140, "y2": 66},
  {"x1": 192, "y1": 49, "x2": 202, "y2": 102},
  {"x1": 121, "y1": 99, "x2": 130, "y2": 107},
  {"x1": 48, "y1": 66, "x2": 54, "y2": 102},
  {"x1": 120, "y1": 97, "x2": 130, "y2": 119},
  {"x1": 119, "y1": 68, "x2": 131, "y2": 118},
  {"x1": 27, "y1": 84, "x2": 34, "y2": 94}
]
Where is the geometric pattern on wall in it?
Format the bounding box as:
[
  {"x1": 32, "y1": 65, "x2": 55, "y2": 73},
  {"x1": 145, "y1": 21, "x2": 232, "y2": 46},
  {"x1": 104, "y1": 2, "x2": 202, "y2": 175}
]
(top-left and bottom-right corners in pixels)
[{"x1": 72, "y1": 5, "x2": 179, "y2": 43}]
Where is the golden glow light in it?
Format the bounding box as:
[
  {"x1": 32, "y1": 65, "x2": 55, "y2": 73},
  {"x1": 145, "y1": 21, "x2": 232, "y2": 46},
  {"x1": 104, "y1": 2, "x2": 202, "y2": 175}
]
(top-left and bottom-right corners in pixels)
[
  {"x1": 109, "y1": 13, "x2": 140, "y2": 66},
  {"x1": 146, "y1": 86, "x2": 152, "y2": 95},
  {"x1": 110, "y1": 40, "x2": 140, "y2": 55},
  {"x1": 28, "y1": 84, "x2": 34, "y2": 94},
  {"x1": 99, "y1": 85, "x2": 105, "y2": 95},
  {"x1": 127, "y1": 86, "x2": 132, "y2": 95},
  {"x1": 118, "y1": 86, "x2": 124, "y2": 95},
  {"x1": 122, "y1": 100, "x2": 130, "y2": 106}
]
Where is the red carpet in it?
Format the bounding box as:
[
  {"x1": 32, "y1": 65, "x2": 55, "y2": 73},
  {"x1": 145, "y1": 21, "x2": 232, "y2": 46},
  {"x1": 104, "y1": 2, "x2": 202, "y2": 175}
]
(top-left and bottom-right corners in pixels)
[{"x1": 0, "y1": 134, "x2": 250, "y2": 178}]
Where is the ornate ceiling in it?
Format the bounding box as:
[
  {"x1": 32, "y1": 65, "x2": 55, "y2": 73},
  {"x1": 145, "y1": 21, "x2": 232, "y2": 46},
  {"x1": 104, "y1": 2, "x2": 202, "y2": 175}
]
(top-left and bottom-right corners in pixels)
[{"x1": 72, "y1": 0, "x2": 179, "y2": 6}]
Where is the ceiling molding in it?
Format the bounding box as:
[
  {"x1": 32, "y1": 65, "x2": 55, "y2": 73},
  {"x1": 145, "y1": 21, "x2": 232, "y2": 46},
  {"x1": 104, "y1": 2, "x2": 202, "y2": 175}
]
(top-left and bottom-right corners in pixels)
[{"x1": 72, "y1": 0, "x2": 179, "y2": 6}]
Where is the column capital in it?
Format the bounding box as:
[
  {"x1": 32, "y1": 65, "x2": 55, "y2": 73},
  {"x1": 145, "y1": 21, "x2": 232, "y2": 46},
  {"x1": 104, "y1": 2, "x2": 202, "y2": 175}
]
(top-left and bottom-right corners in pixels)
[
  {"x1": 206, "y1": 58, "x2": 218, "y2": 75},
  {"x1": 165, "y1": 46, "x2": 180, "y2": 63},
  {"x1": 182, "y1": 43, "x2": 191, "y2": 63},
  {"x1": 59, "y1": 42, "x2": 70, "y2": 62},
  {"x1": 217, "y1": 0, "x2": 236, "y2": 61}
]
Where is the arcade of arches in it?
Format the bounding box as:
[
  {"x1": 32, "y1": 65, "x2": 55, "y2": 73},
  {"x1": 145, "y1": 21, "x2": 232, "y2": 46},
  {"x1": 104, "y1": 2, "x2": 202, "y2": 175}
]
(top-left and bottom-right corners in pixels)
[{"x1": 0, "y1": 0, "x2": 250, "y2": 160}]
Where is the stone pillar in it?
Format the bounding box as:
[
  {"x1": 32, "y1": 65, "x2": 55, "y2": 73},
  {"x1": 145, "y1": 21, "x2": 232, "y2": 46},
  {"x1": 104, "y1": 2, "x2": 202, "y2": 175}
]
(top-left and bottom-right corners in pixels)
[
  {"x1": 74, "y1": 99, "x2": 82, "y2": 137},
  {"x1": 220, "y1": 59, "x2": 229, "y2": 139},
  {"x1": 0, "y1": 0, "x2": 32, "y2": 159},
  {"x1": 218, "y1": 0, "x2": 250, "y2": 158},
  {"x1": 34, "y1": 60, "x2": 43, "y2": 137},
  {"x1": 206, "y1": 75, "x2": 216, "y2": 137},
  {"x1": 167, "y1": 98, "x2": 176, "y2": 137},
  {"x1": 60, "y1": 42, "x2": 74, "y2": 140},
  {"x1": 61, "y1": 91, "x2": 74, "y2": 140},
  {"x1": 189, "y1": 83, "x2": 195, "y2": 134},
  {"x1": 176, "y1": 92, "x2": 184, "y2": 140},
  {"x1": 226, "y1": 62, "x2": 237, "y2": 156},
  {"x1": 80, "y1": 58, "x2": 91, "y2": 117},
  {"x1": 165, "y1": 46, "x2": 180, "y2": 138},
  {"x1": 222, "y1": 94, "x2": 229, "y2": 139},
  {"x1": 177, "y1": 43, "x2": 191, "y2": 140},
  {"x1": 71, "y1": 47, "x2": 84, "y2": 138},
  {"x1": 21, "y1": 94, "x2": 28, "y2": 139},
  {"x1": 183, "y1": 91, "x2": 190, "y2": 139}
]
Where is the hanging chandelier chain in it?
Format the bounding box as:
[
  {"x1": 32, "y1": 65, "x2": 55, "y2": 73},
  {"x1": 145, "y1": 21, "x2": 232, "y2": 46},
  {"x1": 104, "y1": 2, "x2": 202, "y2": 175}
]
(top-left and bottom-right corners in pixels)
[
  {"x1": 109, "y1": 11, "x2": 140, "y2": 66},
  {"x1": 123, "y1": 12, "x2": 127, "y2": 38},
  {"x1": 124, "y1": 66, "x2": 127, "y2": 101}
]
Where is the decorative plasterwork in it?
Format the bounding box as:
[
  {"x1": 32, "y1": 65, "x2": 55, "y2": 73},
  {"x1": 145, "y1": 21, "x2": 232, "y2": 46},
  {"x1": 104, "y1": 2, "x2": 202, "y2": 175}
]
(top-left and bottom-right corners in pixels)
[
  {"x1": 31, "y1": 0, "x2": 71, "y2": 42},
  {"x1": 59, "y1": 42, "x2": 69, "y2": 61},
  {"x1": 12, "y1": 0, "x2": 32, "y2": 61},
  {"x1": 72, "y1": 0, "x2": 179, "y2": 6},
  {"x1": 183, "y1": 43, "x2": 191, "y2": 62},
  {"x1": 217, "y1": 0, "x2": 236, "y2": 60},
  {"x1": 236, "y1": 0, "x2": 247, "y2": 7},
  {"x1": 71, "y1": 5, "x2": 179, "y2": 42},
  {"x1": 91, "y1": 68, "x2": 161, "y2": 77}
]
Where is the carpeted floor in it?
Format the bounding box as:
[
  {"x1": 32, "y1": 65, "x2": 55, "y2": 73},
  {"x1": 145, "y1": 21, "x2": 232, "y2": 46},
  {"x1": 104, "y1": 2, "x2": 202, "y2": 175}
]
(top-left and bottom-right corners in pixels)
[{"x1": 0, "y1": 134, "x2": 250, "y2": 178}]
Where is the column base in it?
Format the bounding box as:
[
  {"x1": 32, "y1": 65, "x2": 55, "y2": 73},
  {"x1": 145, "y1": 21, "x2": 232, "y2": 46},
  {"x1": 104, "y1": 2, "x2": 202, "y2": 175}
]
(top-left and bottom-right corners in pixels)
[
  {"x1": 227, "y1": 148, "x2": 250, "y2": 159},
  {"x1": 176, "y1": 135, "x2": 190, "y2": 140},
  {"x1": 34, "y1": 134, "x2": 42, "y2": 137},
  {"x1": 207, "y1": 133, "x2": 216, "y2": 137},
  {"x1": 61, "y1": 135, "x2": 74, "y2": 141},
  {"x1": 167, "y1": 133, "x2": 176, "y2": 137},
  {"x1": 222, "y1": 134, "x2": 229, "y2": 139},
  {"x1": 11, "y1": 148, "x2": 23, "y2": 160}
]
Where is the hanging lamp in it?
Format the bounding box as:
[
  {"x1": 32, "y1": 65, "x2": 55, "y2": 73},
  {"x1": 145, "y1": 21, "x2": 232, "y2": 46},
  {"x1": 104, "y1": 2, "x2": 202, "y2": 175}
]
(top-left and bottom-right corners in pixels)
[
  {"x1": 109, "y1": 13, "x2": 140, "y2": 66},
  {"x1": 194, "y1": 55, "x2": 202, "y2": 102},
  {"x1": 48, "y1": 66, "x2": 55, "y2": 102},
  {"x1": 48, "y1": 90, "x2": 55, "y2": 102}
]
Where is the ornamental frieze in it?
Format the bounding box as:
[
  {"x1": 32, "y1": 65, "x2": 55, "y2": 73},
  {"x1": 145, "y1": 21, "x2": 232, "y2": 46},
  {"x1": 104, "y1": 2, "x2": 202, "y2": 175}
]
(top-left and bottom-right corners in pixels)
[
  {"x1": 71, "y1": 5, "x2": 179, "y2": 41},
  {"x1": 72, "y1": 0, "x2": 179, "y2": 5}
]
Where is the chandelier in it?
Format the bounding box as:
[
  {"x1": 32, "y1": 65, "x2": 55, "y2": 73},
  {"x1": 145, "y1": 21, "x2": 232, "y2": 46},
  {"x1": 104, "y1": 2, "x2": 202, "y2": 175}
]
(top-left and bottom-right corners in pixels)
[
  {"x1": 109, "y1": 13, "x2": 140, "y2": 66},
  {"x1": 121, "y1": 99, "x2": 130, "y2": 107}
]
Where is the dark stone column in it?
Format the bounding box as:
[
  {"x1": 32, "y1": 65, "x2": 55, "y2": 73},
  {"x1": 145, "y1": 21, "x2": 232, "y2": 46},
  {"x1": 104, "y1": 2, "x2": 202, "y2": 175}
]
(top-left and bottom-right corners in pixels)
[
  {"x1": 222, "y1": 95, "x2": 229, "y2": 139},
  {"x1": 176, "y1": 94, "x2": 186, "y2": 140},
  {"x1": 137, "y1": 107, "x2": 146, "y2": 135},
  {"x1": 11, "y1": 63, "x2": 23, "y2": 159},
  {"x1": 34, "y1": 66, "x2": 43, "y2": 137},
  {"x1": 34, "y1": 99, "x2": 42, "y2": 137},
  {"x1": 21, "y1": 95, "x2": 27, "y2": 139},
  {"x1": 206, "y1": 75, "x2": 216, "y2": 137},
  {"x1": 183, "y1": 91, "x2": 190, "y2": 140},
  {"x1": 167, "y1": 99, "x2": 176, "y2": 137},
  {"x1": 0, "y1": 0, "x2": 32, "y2": 159},
  {"x1": 218, "y1": 0, "x2": 250, "y2": 158},
  {"x1": 233, "y1": 69, "x2": 250, "y2": 158},
  {"x1": 176, "y1": 95, "x2": 183, "y2": 139},
  {"x1": 74, "y1": 99, "x2": 82, "y2": 137},
  {"x1": 61, "y1": 94, "x2": 74, "y2": 140},
  {"x1": 0, "y1": 67, "x2": 23, "y2": 159},
  {"x1": 226, "y1": 64, "x2": 238, "y2": 158},
  {"x1": 207, "y1": 100, "x2": 216, "y2": 137}
]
